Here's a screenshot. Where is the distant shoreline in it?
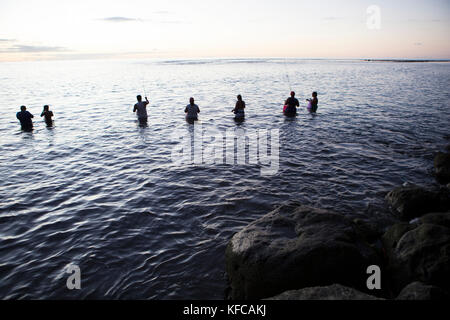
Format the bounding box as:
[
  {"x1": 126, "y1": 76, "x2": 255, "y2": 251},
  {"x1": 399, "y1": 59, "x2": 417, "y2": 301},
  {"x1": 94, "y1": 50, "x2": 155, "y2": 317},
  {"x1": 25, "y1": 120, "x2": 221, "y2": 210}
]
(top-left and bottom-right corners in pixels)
[
  {"x1": 363, "y1": 59, "x2": 450, "y2": 63},
  {"x1": 2, "y1": 57, "x2": 450, "y2": 64}
]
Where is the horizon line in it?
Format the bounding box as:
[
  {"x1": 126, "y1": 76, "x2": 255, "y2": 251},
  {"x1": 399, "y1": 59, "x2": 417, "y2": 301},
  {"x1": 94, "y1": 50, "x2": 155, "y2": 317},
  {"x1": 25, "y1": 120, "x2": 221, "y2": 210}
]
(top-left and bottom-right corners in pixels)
[{"x1": 1, "y1": 56, "x2": 450, "y2": 64}]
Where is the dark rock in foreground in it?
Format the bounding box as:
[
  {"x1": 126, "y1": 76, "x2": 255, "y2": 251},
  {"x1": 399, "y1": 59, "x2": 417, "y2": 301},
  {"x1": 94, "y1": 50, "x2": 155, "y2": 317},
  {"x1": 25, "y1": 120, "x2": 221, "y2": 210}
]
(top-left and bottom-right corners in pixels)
[
  {"x1": 266, "y1": 284, "x2": 383, "y2": 300},
  {"x1": 396, "y1": 281, "x2": 449, "y2": 300},
  {"x1": 382, "y1": 211, "x2": 450, "y2": 294},
  {"x1": 434, "y1": 152, "x2": 450, "y2": 184},
  {"x1": 385, "y1": 185, "x2": 450, "y2": 220},
  {"x1": 420, "y1": 211, "x2": 450, "y2": 228},
  {"x1": 225, "y1": 203, "x2": 381, "y2": 300}
]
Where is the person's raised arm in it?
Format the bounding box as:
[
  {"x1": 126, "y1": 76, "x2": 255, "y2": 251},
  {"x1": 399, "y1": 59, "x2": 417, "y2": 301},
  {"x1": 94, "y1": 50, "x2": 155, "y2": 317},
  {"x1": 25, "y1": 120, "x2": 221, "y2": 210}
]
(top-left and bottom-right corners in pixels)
[
  {"x1": 133, "y1": 104, "x2": 137, "y2": 113},
  {"x1": 41, "y1": 111, "x2": 45, "y2": 117},
  {"x1": 145, "y1": 97, "x2": 149, "y2": 105}
]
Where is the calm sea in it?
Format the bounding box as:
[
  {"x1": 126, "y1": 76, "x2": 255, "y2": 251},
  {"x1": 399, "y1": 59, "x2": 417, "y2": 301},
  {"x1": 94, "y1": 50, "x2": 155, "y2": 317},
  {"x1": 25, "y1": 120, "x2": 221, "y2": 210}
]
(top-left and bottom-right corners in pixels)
[{"x1": 0, "y1": 58, "x2": 449, "y2": 299}]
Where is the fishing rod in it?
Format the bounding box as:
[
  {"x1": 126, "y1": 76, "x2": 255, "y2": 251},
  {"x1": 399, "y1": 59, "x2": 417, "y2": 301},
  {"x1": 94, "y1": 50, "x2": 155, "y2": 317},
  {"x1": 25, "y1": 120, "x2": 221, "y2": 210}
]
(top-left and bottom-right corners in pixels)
[
  {"x1": 137, "y1": 17, "x2": 149, "y2": 99},
  {"x1": 283, "y1": 57, "x2": 292, "y2": 92},
  {"x1": 141, "y1": 70, "x2": 147, "y2": 98}
]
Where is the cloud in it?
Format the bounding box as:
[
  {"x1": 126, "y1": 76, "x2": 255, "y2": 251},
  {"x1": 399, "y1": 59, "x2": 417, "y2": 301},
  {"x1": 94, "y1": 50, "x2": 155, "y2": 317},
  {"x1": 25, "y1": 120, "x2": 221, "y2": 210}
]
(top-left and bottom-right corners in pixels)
[
  {"x1": 0, "y1": 44, "x2": 68, "y2": 53},
  {"x1": 98, "y1": 16, "x2": 187, "y2": 24},
  {"x1": 407, "y1": 18, "x2": 443, "y2": 23},
  {"x1": 28, "y1": 49, "x2": 177, "y2": 61},
  {"x1": 0, "y1": 38, "x2": 15, "y2": 42},
  {"x1": 100, "y1": 16, "x2": 140, "y2": 22},
  {"x1": 414, "y1": 42, "x2": 423, "y2": 46}
]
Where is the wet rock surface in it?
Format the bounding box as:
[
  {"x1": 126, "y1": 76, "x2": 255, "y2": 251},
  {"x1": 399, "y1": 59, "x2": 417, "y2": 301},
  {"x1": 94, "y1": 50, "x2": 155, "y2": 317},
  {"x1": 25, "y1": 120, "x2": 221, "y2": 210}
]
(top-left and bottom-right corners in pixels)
[
  {"x1": 385, "y1": 185, "x2": 450, "y2": 220},
  {"x1": 225, "y1": 149, "x2": 450, "y2": 301},
  {"x1": 396, "y1": 281, "x2": 449, "y2": 300},
  {"x1": 434, "y1": 152, "x2": 450, "y2": 184},
  {"x1": 382, "y1": 211, "x2": 450, "y2": 294},
  {"x1": 266, "y1": 284, "x2": 383, "y2": 300},
  {"x1": 225, "y1": 203, "x2": 381, "y2": 300}
]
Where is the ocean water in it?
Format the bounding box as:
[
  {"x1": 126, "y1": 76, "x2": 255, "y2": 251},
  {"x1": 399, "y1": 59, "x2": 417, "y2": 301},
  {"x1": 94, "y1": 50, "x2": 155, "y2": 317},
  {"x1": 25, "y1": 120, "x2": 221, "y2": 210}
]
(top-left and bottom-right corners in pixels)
[{"x1": 0, "y1": 58, "x2": 449, "y2": 299}]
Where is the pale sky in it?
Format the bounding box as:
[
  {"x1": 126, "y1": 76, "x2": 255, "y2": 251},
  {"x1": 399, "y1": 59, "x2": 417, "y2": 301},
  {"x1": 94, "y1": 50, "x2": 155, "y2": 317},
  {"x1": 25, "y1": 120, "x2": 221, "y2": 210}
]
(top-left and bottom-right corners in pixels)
[{"x1": 0, "y1": 0, "x2": 449, "y2": 61}]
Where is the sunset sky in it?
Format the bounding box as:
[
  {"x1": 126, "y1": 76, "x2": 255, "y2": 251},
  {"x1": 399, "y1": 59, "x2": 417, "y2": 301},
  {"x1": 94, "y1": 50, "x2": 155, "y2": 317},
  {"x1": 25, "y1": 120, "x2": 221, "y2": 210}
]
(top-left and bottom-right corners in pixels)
[{"x1": 0, "y1": 0, "x2": 449, "y2": 62}]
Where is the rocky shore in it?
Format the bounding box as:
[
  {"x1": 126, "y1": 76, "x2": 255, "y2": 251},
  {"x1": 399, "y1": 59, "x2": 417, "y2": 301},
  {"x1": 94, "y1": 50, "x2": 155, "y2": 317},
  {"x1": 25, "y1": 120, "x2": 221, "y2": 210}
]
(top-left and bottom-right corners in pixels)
[{"x1": 225, "y1": 149, "x2": 450, "y2": 300}]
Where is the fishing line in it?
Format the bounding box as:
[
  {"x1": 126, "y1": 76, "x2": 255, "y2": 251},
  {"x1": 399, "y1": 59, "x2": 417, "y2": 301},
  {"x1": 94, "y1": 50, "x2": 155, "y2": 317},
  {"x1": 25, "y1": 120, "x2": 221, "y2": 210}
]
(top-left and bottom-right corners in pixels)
[
  {"x1": 141, "y1": 68, "x2": 147, "y2": 98},
  {"x1": 283, "y1": 57, "x2": 292, "y2": 92},
  {"x1": 137, "y1": 17, "x2": 148, "y2": 99}
]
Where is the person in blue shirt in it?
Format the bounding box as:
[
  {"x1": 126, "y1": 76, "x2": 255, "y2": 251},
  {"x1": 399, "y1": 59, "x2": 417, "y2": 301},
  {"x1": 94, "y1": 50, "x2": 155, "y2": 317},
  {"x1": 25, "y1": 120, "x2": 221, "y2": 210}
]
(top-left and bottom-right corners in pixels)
[{"x1": 16, "y1": 105, "x2": 34, "y2": 131}]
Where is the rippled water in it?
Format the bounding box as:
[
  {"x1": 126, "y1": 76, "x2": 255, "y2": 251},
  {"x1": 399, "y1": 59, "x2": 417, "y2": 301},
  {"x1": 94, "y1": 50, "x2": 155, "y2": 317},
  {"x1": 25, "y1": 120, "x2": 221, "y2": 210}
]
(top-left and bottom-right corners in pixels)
[{"x1": 1, "y1": 58, "x2": 449, "y2": 299}]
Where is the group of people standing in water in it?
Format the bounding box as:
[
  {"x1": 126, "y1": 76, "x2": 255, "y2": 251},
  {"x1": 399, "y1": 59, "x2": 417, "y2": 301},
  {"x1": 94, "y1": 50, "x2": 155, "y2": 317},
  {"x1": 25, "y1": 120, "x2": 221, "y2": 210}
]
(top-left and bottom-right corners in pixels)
[
  {"x1": 133, "y1": 91, "x2": 318, "y2": 125},
  {"x1": 283, "y1": 91, "x2": 318, "y2": 116},
  {"x1": 16, "y1": 105, "x2": 54, "y2": 131},
  {"x1": 16, "y1": 91, "x2": 318, "y2": 131}
]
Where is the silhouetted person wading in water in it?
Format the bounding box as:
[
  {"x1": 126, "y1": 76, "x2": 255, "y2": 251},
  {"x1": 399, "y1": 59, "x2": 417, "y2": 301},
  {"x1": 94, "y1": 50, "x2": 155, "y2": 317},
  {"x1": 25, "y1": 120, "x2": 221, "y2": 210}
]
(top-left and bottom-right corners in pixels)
[
  {"x1": 232, "y1": 94, "x2": 245, "y2": 119},
  {"x1": 16, "y1": 106, "x2": 34, "y2": 131},
  {"x1": 41, "y1": 105, "x2": 54, "y2": 127},
  {"x1": 133, "y1": 95, "x2": 149, "y2": 125},
  {"x1": 185, "y1": 97, "x2": 200, "y2": 121},
  {"x1": 284, "y1": 91, "x2": 299, "y2": 116}
]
